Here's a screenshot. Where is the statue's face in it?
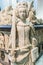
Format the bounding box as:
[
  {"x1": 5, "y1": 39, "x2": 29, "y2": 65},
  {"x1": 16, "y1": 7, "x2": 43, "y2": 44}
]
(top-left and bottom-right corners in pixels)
[{"x1": 19, "y1": 8, "x2": 26, "y2": 20}]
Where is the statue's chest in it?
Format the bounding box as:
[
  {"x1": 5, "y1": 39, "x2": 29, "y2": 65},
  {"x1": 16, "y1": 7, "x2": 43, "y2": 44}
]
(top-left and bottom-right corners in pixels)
[{"x1": 17, "y1": 22, "x2": 30, "y2": 35}]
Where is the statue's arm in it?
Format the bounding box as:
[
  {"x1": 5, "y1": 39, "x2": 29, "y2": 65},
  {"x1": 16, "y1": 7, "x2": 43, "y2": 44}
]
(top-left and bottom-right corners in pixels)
[
  {"x1": 30, "y1": 23, "x2": 37, "y2": 48},
  {"x1": 9, "y1": 10, "x2": 17, "y2": 55}
]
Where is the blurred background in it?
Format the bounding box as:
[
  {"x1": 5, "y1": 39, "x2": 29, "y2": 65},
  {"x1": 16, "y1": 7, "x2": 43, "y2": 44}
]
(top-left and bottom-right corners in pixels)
[{"x1": 0, "y1": 0, "x2": 43, "y2": 19}]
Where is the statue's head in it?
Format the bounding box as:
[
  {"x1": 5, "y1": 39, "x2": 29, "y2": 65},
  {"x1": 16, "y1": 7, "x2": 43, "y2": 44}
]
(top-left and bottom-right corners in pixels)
[{"x1": 16, "y1": 2, "x2": 28, "y2": 20}]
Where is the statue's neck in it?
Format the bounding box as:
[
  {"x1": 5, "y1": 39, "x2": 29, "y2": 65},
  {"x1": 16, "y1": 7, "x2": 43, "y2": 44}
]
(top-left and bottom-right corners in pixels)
[{"x1": 21, "y1": 19, "x2": 26, "y2": 23}]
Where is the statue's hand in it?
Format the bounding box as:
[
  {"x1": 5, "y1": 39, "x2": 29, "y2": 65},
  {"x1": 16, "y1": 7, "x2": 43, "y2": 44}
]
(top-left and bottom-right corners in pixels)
[
  {"x1": 14, "y1": 47, "x2": 20, "y2": 51},
  {"x1": 20, "y1": 44, "x2": 32, "y2": 52},
  {"x1": 32, "y1": 37, "x2": 37, "y2": 48}
]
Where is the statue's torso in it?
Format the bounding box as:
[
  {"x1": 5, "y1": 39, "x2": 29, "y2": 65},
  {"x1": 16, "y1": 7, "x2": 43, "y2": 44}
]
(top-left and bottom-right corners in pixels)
[
  {"x1": 9, "y1": 21, "x2": 32, "y2": 64},
  {"x1": 17, "y1": 21, "x2": 31, "y2": 47},
  {"x1": 15, "y1": 21, "x2": 31, "y2": 63}
]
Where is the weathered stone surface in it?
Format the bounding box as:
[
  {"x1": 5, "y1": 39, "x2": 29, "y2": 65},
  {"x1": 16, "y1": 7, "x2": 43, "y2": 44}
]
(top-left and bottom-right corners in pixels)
[
  {"x1": 0, "y1": 1, "x2": 43, "y2": 65},
  {"x1": 0, "y1": 6, "x2": 13, "y2": 25},
  {"x1": 8, "y1": 1, "x2": 37, "y2": 65}
]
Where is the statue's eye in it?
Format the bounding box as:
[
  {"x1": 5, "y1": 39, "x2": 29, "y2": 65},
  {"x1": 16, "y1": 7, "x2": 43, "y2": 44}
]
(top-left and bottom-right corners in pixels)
[
  {"x1": 23, "y1": 3, "x2": 28, "y2": 7},
  {"x1": 23, "y1": 3, "x2": 25, "y2": 6}
]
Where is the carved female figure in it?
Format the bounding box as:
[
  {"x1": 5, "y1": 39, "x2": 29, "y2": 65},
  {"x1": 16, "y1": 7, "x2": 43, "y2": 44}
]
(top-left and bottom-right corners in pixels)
[{"x1": 9, "y1": 2, "x2": 36, "y2": 65}]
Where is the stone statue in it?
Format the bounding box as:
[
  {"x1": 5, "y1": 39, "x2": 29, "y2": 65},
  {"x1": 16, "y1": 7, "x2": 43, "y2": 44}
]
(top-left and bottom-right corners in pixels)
[
  {"x1": 0, "y1": 32, "x2": 9, "y2": 61},
  {"x1": 8, "y1": 2, "x2": 37, "y2": 65},
  {"x1": 0, "y1": 32, "x2": 9, "y2": 51}
]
